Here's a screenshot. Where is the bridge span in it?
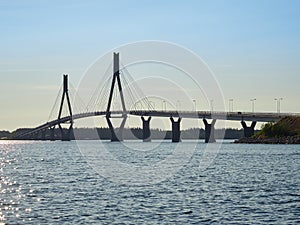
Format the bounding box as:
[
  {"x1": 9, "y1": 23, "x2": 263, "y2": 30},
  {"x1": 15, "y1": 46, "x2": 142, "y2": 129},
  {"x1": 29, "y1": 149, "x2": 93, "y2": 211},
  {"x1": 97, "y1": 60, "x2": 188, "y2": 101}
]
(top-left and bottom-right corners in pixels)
[
  {"x1": 15, "y1": 52, "x2": 299, "y2": 142},
  {"x1": 16, "y1": 109, "x2": 294, "y2": 143}
]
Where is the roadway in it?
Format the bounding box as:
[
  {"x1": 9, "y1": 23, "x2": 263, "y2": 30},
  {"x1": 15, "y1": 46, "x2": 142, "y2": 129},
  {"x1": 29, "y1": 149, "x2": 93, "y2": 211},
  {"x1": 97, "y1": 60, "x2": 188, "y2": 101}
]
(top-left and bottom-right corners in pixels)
[{"x1": 15, "y1": 110, "x2": 298, "y2": 138}]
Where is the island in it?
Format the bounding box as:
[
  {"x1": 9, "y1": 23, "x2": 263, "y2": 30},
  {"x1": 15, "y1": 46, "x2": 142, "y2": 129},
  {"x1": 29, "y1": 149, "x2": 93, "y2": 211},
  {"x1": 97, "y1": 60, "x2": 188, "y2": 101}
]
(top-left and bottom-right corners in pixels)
[{"x1": 235, "y1": 116, "x2": 300, "y2": 144}]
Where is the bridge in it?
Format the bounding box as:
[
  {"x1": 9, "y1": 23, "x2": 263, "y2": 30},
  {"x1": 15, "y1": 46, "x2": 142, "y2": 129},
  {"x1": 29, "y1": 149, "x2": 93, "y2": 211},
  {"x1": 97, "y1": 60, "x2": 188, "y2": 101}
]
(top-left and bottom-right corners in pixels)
[{"x1": 15, "y1": 53, "x2": 297, "y2": 143}]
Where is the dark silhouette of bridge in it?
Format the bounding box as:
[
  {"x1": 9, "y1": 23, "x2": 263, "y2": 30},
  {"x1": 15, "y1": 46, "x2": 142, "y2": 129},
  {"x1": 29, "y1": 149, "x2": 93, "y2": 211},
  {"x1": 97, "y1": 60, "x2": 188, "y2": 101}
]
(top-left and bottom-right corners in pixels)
[{"x1": 15, "y1": 53, "x2": 297, "y2": 143}]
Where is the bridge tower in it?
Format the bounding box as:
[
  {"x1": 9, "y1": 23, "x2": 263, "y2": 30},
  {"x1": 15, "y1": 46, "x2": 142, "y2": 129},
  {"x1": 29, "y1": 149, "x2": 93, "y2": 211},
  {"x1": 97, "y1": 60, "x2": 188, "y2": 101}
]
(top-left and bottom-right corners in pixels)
[
  {"x1": 106, "y1": 52, "x2": 127, "y2": 141},
  {"x1": 57, "y1": 74, "x2": 73, "y2": 141}
]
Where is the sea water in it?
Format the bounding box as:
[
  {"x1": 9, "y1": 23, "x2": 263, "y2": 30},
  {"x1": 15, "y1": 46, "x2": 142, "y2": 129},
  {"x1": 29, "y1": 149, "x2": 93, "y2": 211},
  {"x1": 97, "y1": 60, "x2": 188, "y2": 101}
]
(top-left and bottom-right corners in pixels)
[{"x1": 1, "y1": 140, "x2": 299, "y2": 224}]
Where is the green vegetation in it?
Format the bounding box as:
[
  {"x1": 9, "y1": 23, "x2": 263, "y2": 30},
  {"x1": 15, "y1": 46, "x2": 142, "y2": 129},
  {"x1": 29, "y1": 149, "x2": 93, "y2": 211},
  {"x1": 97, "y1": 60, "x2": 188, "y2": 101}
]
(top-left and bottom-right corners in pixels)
[
  {"x1": 235, "y1": 116, "x2": 300, "y2": 144},
  {"x1": 255, "y1": 116, "x2": 300, "y2": 138},
  {"x1": 0, "y1": 130, "x2": 11, "y2": 139}
]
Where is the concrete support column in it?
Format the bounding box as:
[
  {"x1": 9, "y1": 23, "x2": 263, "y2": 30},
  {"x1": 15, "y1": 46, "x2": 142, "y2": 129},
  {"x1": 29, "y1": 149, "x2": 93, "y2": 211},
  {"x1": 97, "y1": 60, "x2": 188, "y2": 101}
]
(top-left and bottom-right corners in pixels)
[
  {"x1": 142, "y1": 116, "x2": 151, "y2": 142},
  {"x1": 170, "y1": 117, "x2": 181, "y2": 142},
  {"x1": 203, "y1": 119, "x2": 216, "y2": 143},
  {"x1": 59, "y1": 125, "x2": 73, "y2": 141},
  {"x1": 41, "y1": 129, "x2": 46, "y2": 140},
  {"x1": 50, "y1": 127, "x2": 55, "y2": 141},
  {"x1": 106, "y1": 115, "x2": 127, "y2": 142},
  {"x1": 241, "y1": 121, "x2": 257, "y2": 138},
  {"x1": 106, "y1": 117, "x2": 119, "y2": 141},
  {"x1": 34, "y1": 132, "x2": 39, "y2": 140},
  {"x1": 61, "y1": 130, "x2": 70, "y2": 141}
]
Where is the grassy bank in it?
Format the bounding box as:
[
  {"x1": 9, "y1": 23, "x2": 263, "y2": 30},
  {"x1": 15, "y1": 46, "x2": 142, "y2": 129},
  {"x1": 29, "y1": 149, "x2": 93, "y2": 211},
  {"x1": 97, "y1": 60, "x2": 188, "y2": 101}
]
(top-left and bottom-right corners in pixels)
[{"x1": 235, "y1": 116, "x2": 300, "y2": 144}]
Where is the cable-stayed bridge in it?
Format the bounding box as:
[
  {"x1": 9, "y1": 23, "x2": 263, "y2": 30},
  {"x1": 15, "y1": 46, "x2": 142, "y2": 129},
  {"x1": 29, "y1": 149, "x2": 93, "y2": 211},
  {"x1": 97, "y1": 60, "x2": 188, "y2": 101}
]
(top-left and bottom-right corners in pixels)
[{"x1": 15, "y1": 53, "x2": 298, "y2": 143}]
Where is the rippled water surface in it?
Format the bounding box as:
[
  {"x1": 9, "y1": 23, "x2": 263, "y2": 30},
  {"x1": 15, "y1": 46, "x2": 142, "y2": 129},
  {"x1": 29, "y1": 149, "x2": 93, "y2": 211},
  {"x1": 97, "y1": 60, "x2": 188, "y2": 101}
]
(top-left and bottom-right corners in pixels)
[{"x1": 1, "y1": 140, "x2": 299, "y2": 224}]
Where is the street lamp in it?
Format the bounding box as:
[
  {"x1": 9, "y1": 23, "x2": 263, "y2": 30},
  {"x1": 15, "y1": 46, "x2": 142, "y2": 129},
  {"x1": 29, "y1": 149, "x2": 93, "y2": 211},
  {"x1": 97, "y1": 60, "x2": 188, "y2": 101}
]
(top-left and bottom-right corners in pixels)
[
  {"x1": 193, "y1": 99, "x2": 196, "y2": 111},
  {"x1": 229, "y1": 99, "x2": 234, "y2": 112},
  {"x1": 162, "y1": 100, "x2": 166, "y2": 111},
  {"x1": 274, "y1": 98, "x2": 283, "y2": 113},
  {"x1": 210, "y1": 99, "x2": 214, "y2": 112},
  {"x1": 250, "y1": 98, "x2": 256, "y2": 113}
]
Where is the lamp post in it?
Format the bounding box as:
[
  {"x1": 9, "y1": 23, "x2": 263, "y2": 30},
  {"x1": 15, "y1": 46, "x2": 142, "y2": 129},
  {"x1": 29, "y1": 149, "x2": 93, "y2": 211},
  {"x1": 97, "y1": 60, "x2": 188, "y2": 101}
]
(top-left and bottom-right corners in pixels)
[
  {"x1": 193, "y1": 99, "x2": 196, "y2": 111},
  {"x1": 229, "y1": 99, "x2": 234, "y2": 112},
  {"x1": 278, "y1": 98, "x2": 283, "y2": 113},
  {"x1": 250, "y1": 98, "x2": 256, "y2": 113},
  {"x1": 210, "y1": 99, "x2": 214, "y2": 113},
  {"x1": 274, "y1": 98, "x2": 283, "y2": 113},
  {"x1": 162, "y1": 100, "x2": 166, "y2": 111}
]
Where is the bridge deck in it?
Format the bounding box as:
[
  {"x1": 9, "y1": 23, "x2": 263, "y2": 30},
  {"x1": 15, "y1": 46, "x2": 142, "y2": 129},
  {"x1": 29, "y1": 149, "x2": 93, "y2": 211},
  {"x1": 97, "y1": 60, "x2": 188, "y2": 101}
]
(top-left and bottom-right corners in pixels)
[{"x1": 16, "y1": 110, "x2": 298, "y2": 138}]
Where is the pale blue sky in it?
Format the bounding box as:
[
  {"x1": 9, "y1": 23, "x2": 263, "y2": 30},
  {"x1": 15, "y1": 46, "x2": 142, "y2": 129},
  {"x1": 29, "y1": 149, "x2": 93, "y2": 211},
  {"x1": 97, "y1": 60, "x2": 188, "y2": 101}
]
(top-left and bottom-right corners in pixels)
[{"x1": 0, "y1": 0, "x2": 300, "y2": 130}]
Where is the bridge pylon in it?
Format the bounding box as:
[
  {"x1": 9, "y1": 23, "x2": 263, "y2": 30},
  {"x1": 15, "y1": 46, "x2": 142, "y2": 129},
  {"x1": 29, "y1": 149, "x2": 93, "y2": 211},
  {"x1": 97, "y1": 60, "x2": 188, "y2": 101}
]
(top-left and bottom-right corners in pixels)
[
  {"x1": 57, "y1": 74, "x2": 73, "y2": 141},
  {"x1": 106, "y1": 52, "x2": 127, "y2": 141}
]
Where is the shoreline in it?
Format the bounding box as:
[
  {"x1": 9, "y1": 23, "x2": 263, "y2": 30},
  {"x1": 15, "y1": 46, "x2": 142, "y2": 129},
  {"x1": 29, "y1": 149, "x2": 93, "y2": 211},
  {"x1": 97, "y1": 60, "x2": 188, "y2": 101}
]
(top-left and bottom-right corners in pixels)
[{"x1": 234, "y1": 136, "x2": 300, "y2": 144}]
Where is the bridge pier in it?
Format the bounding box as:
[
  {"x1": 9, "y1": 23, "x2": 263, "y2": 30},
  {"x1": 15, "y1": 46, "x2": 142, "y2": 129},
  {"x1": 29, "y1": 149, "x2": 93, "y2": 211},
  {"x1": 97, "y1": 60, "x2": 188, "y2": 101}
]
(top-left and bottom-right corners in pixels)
[
  {"x1": 59, "y1": 127, "x2": 73, "y2": 141},
  {"x1": 40, "y1": 129, "x2": 46, "y2": 140},
  {"x1": 142, "y1": 116, "x2": 151, "y2": 142},
  {"x1": 203, "y1": 119, "x2": 216, "y2": 143},
  {"x1": 33, "y1": 132, "x2": 39, "y2": 140},
  {"x1": 241, "y1": 121, "x2": 257, "y2": 138},
  {"x1": 50, "y1": 126, "x2": 55, "y2": 141},
  {"x1": 106, "y1": 115, "x2": 127, "y2": 142},
  {"x1": 170, "y1": 117, "x2": 181, "y2": 142}
]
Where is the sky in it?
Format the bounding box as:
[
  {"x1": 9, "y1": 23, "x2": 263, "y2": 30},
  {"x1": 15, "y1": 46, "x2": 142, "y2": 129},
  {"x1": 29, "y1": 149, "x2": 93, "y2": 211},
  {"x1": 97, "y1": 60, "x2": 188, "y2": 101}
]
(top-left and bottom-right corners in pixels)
[{"x1": 0, "y1": 0, "x2": 300, "y2": 131}]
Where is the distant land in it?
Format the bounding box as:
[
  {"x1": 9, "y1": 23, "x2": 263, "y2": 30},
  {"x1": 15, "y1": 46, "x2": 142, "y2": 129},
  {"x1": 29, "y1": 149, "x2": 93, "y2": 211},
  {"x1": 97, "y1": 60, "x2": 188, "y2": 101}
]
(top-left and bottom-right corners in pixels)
[
  {"x1": 235, "y1": 116, "x2": 300, "y2": 144},
  {"x1": 1, "y1": 127, "x2": 249, "y2": 140}
]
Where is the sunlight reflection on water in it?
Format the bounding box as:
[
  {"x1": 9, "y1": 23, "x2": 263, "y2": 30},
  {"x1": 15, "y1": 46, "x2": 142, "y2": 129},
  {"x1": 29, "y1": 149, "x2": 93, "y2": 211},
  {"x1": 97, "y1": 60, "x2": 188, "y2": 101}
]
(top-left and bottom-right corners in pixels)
[{"x1": 0, "y1": 140, "x2": 299, "y2": 224}]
